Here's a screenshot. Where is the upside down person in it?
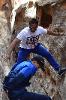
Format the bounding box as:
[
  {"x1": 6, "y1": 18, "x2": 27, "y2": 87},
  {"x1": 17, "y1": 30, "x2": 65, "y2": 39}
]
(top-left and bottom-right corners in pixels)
[{"x1": 3, "y1": 55, "x2": 52, "y2": 100}]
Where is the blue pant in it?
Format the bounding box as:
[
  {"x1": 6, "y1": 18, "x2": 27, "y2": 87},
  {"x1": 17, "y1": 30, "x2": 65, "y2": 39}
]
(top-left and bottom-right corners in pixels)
[
  {"x1": 8, "y1": 88, "x2": 52, "y2": 100},
  {"x1": 12, "y1": 43, "x2": 60, "y2": 71}
]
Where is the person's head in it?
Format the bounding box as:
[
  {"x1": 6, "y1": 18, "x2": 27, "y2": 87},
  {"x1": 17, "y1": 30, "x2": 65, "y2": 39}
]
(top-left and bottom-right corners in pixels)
[
  {"x1": 31, "y1": 55, "x2": 45, "y2": 71},
  {"x1": 29, "y1": 18, "x2": 38, "y2": 32}
]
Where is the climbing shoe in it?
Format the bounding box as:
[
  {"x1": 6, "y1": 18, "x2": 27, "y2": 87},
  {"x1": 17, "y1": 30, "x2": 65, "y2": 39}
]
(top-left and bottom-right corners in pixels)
[{"x1": 58, "y1": 68, "x2": 66, "y2": 76}]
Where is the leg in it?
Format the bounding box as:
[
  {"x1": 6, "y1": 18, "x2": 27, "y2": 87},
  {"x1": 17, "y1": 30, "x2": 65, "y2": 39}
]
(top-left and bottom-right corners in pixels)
[
  {"x1": 17, "y1": 48, "x2": 31, "y2": 63},
  {"x1": 21, "y1": 91, "x2": 52, "y2": 100},
  {"x1": 11, "y1": 48, "x2": 31, "y2": 71},
  {"x1": 8, "y1": 89, "x2": 52, "y2": 100},
  {"x1": 33, "y1": 44, "x2": 60, "y2": 71},
  {"x1": 20, "y1": 93, "x2": 51, "y2": 100}
]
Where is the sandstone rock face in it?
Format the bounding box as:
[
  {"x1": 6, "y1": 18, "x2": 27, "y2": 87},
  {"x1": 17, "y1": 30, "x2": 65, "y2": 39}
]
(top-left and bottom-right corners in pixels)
[
  {"x1": 0, "y1": 0, "x2": 66, "y2": 100},
  {"x1": 0, "y1": 10, "x2": 11, "y2": 100},
  {"x1": 30, "y1": 1, "x2": 66, "y2": 100},
  {"x1": 27, "y1": 1, "x2": 66, "y2": 100}
]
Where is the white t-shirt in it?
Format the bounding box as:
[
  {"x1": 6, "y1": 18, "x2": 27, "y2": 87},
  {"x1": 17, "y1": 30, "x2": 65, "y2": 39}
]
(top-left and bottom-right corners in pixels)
[{"x1": 16, "y1": 26, "x2": 47, "y2": 49}]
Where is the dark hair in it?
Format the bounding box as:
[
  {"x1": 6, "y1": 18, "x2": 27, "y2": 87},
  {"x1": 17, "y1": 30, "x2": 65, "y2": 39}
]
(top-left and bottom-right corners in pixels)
[
  {"x1": 31, "y1": 55, "x2": 45, "y2": 71},
  {"x1": 29, "y1": 18, "x2": 38, "y2": 25}
]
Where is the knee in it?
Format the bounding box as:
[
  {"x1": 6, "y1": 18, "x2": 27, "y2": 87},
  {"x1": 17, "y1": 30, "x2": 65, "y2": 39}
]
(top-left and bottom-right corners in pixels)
[
  {"x1": 45, "y1": 95, "x2": 52, "y2": 100},
  {"x1": 48, "y1": 96, "x2": 52, "y2": 100},
  {"x1": 45, "y1": 50, "x2": 52, "y2": 58}
]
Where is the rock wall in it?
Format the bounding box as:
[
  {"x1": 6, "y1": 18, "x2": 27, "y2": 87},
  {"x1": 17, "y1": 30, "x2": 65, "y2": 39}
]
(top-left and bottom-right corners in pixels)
[
  {"x1": 0, "y1": 0, "x2": 66, "y2": 100},
  {"x1": 34, "y1": 1, "x2": 66, "y2": 100},
  {"x1": 26, "y1": 1, "x2": 66, "y2": 100},
  {"x1": 0, "y1": 10, "x2": 11, "y2": 100}
]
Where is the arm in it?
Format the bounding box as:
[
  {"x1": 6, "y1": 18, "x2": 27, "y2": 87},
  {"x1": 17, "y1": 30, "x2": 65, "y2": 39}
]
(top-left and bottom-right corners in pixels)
[
  {"x1": 7, "y1": 38, "x2": 21, "y2": 59},
  {"x1": 47, "y1": 25, "x2": 64, "y2": 36},
  {"x1": 47, "y1": 29, "x2": 64, "y2": 36}
]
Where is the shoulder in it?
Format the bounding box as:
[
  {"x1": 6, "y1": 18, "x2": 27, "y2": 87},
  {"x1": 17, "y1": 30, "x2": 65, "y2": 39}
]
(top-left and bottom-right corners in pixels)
[
  {"x1": 23, "y1": 61, "x2": 35, "y2": 68},
  {"x1": 14, "y1": 61, "x2": 32, "y2": 70},
  {"x1": 38, "y1": 26, "x2": 44, "y2": 29},
  {"x1": 20, "y1": 27, "x2": 29, "y2": 33},
  {"x1": 37, "y1": 26, "x2": 47, "y2": 30},
  {"x1": 16, "y1": 27, "x2": 29, "y2": 39},
  {"x1": 37, "y1": 26, "x2": 47, "y2": 34},
  {"x1": 18, "y1": 61, "x2": 33, "y2": 67}
]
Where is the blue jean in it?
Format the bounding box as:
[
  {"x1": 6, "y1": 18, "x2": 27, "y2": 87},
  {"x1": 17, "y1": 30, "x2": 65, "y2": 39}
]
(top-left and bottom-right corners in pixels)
[
  {"x1": 12, "y1": 43, "x2": 60, "y2": 71},
  {"x1": 8, "y1": 88, "x2": 52, "y2": 100}
]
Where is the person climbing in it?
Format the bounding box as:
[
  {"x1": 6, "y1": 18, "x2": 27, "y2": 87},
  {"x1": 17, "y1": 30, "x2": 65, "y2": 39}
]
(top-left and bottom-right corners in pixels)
[
  {"x1": 3, "y1": 55, "x2": 52, "y2": 100},
  {"x1": 7, "y1": 18, "x2": 64, "y2": 72},
  {"x1": 3, "y1": 55, "x2": 66, "y2": 100}
]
